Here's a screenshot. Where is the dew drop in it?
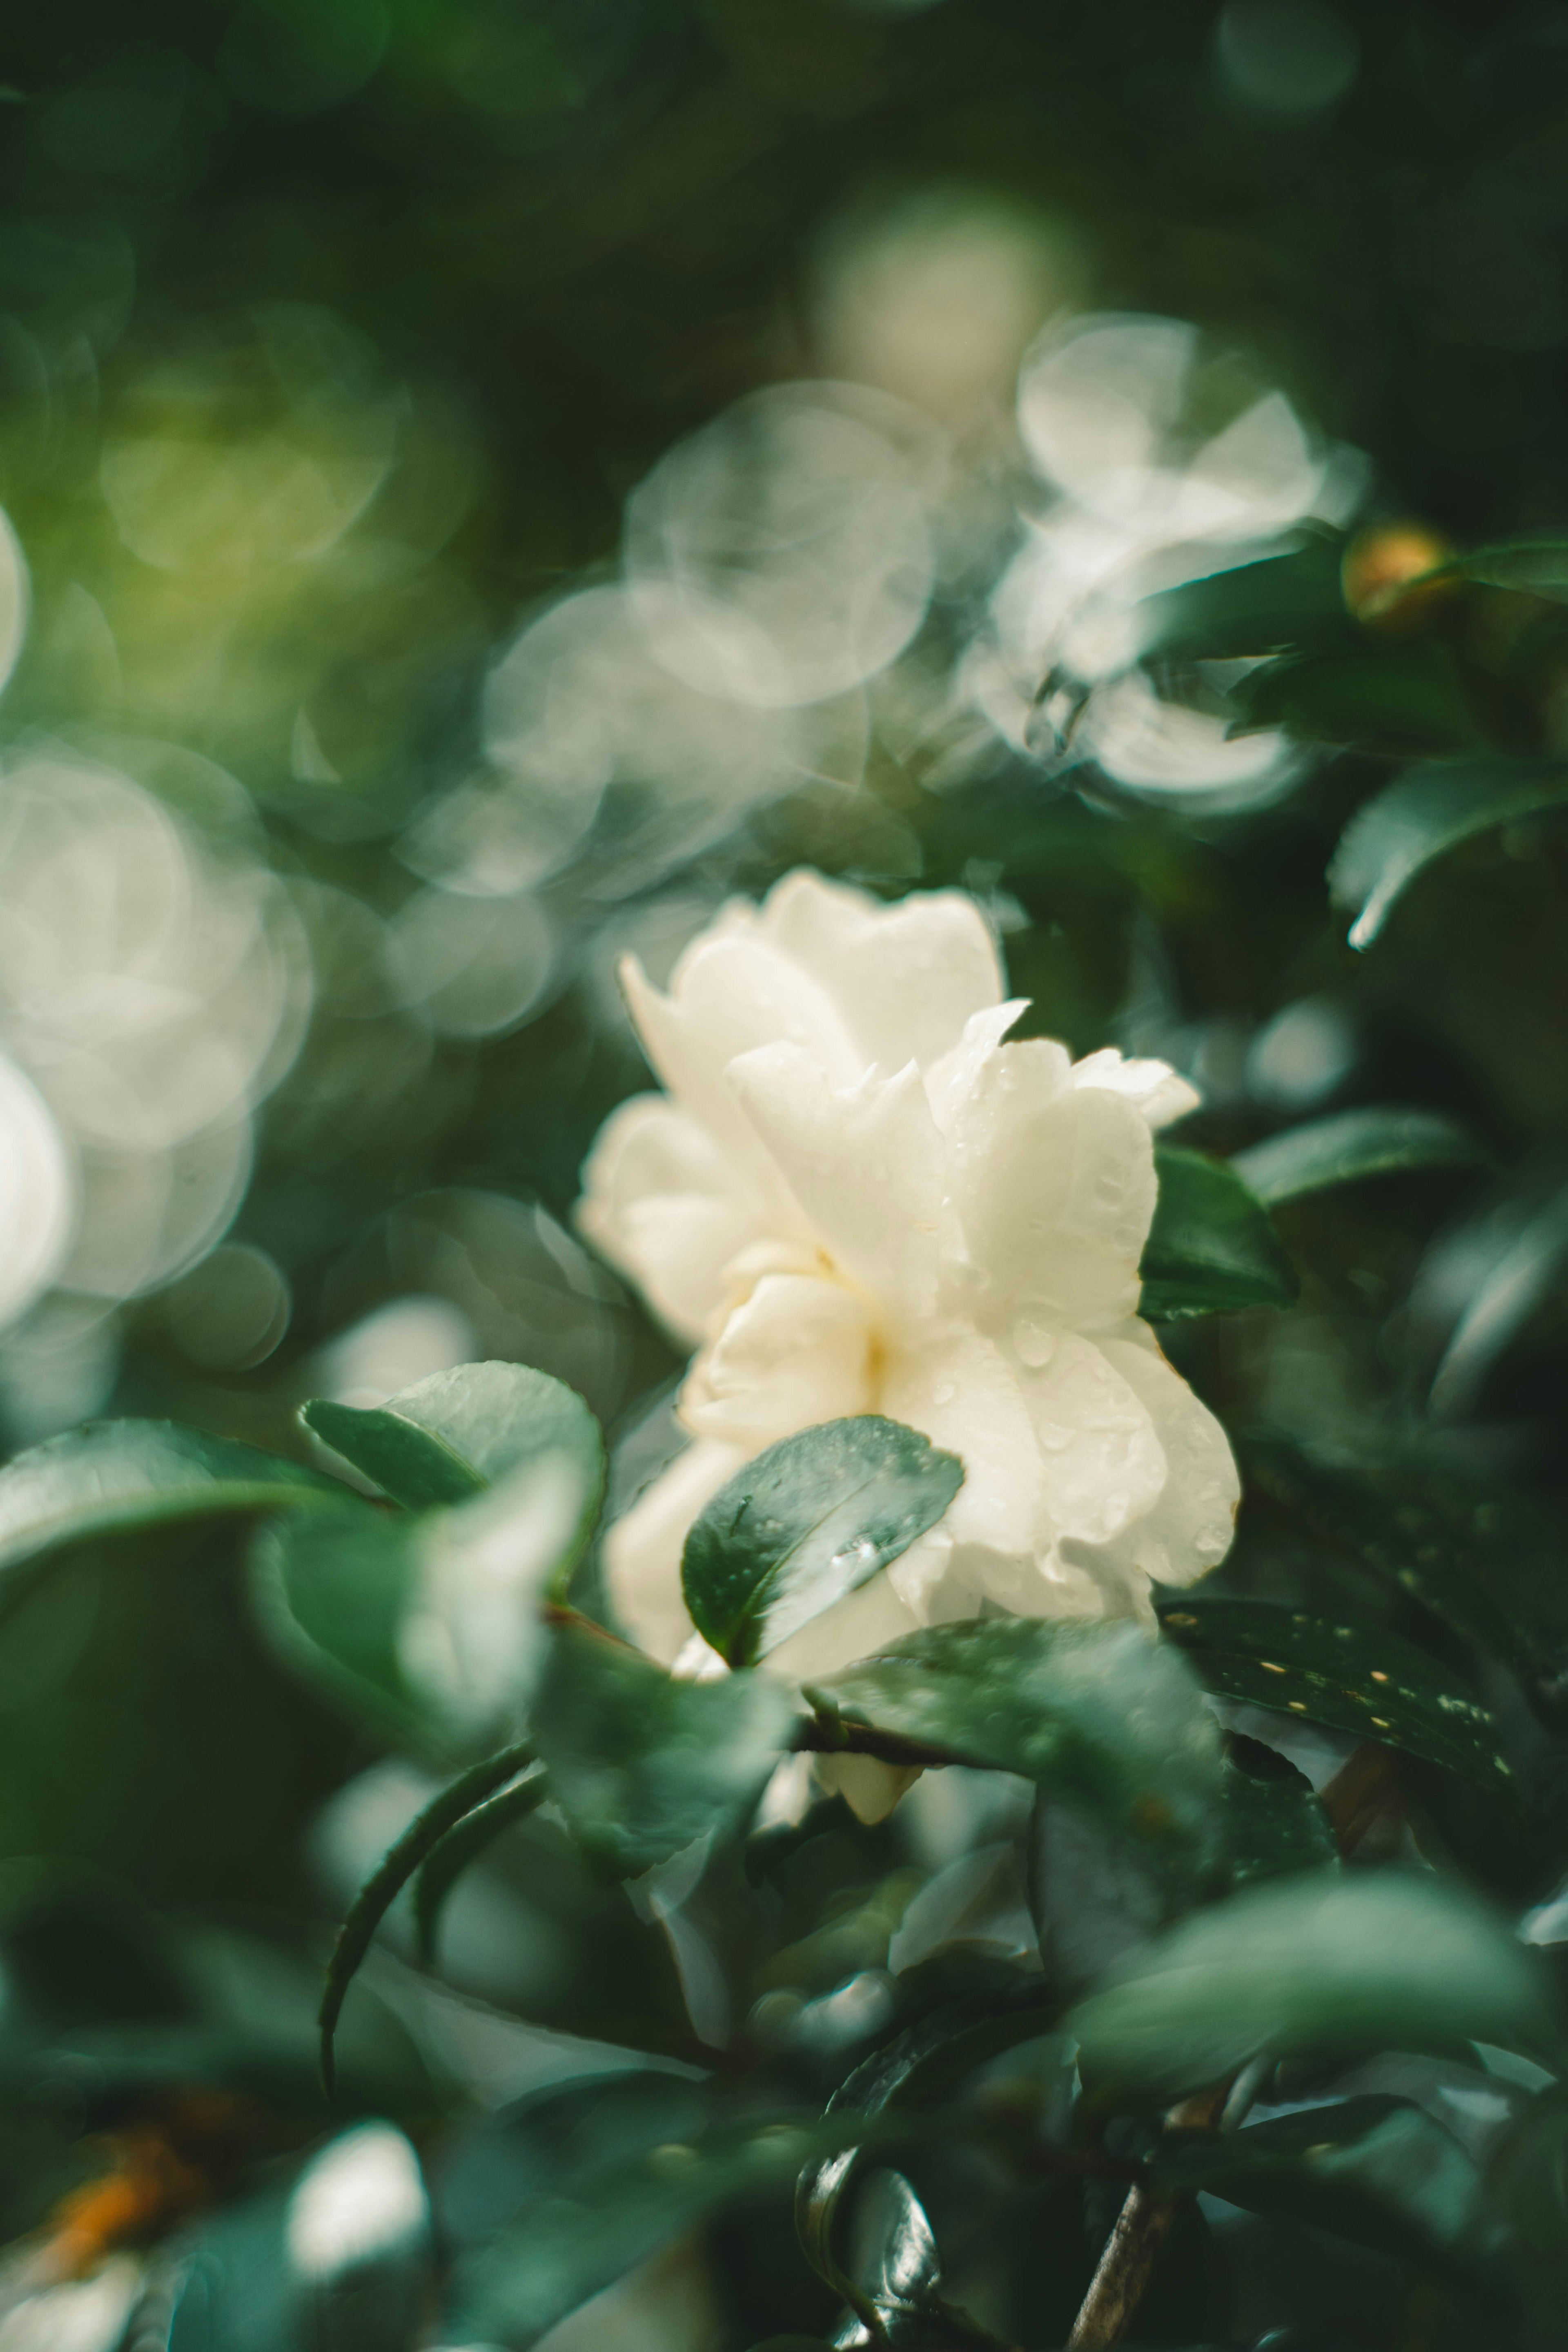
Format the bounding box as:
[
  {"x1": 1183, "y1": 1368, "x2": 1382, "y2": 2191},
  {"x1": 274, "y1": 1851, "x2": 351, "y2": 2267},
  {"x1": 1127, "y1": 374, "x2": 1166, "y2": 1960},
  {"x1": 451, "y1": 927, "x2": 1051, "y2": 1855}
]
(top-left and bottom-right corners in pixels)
[
  {"x1": 933, "y1": 1382, "x2": 956, "y2": 1406},
  {"x1": 1012, "y1": 1315, "x2": 1058, "y2": 1368}
]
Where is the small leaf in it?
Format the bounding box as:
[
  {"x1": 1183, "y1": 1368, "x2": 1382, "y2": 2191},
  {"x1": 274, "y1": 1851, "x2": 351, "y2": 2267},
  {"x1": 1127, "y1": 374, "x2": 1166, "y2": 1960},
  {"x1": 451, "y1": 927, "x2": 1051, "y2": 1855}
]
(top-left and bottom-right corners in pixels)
[
  {"x1": 1139, "y1": 1148, "x2": 1298, "y2": 1321},
  {"x1": 319, "y1": 1741, "x2": 536, "y2": 2094},
  {"x1": 1069, "y1": 1872, "x2": 1554, "y2": 2104},
  {"x1": 301, "y1": 1362, "x2": 602, "y2": 1530},
  {"x1": 414, "y1": 1771, "x2": 551, "y2": 1964},
  {"x1": 533, "y1": 1618, "x2": 800, "y2": 1876},
  {"x1": 1329, "y1": 757, "x2": 1568, "y2": 949},
  {"x1": 681, "y1": 1417, "x2": 962, "y2": 1668},
  {"x1": 1219, "y1": 1735, "x2": 1338, "y2": 1889},
  {"x1": 1157, "y1": 1595, "x2": 1512, "y2": 1795},
  {"x1": 0, "y1": 1419, "x2": 344, "y2": 1605},
  {"x1": 805, "y1": 1617, "x2": 1225, "y2": 1887},
  {"x1": 1232, "y1": 1107, "x2": 1487, "y2": 1206}
]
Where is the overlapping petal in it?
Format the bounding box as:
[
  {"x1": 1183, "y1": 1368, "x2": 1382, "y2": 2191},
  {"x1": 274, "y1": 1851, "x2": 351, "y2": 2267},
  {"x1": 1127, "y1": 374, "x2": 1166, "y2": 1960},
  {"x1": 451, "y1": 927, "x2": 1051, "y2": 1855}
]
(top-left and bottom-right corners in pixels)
[
  {"x1": 577, "y1": 1093, "x2": 766, "y2": 1341},
  {"x1": 681, "y1": 1270, "x2": 874, "y2": 1449}
]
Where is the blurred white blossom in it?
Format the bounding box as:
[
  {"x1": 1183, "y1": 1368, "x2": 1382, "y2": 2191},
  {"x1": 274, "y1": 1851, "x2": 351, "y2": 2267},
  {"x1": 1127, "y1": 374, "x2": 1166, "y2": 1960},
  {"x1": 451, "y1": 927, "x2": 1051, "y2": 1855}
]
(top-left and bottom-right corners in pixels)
[{"x1": 578, "y1": 871, "x2": 1238, "y2": 1677}]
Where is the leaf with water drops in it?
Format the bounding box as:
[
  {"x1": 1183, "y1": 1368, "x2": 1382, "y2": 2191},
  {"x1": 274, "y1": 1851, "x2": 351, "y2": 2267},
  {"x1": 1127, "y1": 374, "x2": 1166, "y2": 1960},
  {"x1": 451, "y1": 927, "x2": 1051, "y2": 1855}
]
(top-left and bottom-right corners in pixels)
[
  {"x1": 1219, "y1": 1734, "x2": 1338, "y2": 1889},
  {"x1": 1139, "y1": 1148, "x2": 1298, "y2": 1321},
  {"x1": 1156, "y1": 1595, "x2": 1512, "y2": 1794},
  {"x1": 680, "y1": 1416, "x2": 963, "y2": 1668}
]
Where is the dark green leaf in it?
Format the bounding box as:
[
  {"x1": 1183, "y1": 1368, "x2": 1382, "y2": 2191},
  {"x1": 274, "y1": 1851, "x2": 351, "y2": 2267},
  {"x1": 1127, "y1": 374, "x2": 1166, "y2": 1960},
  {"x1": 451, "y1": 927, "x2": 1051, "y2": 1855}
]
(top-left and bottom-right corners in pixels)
[
  {"x1": 1069, "y1": 1872, "x2": 1554, "y2": 2103},
  {"x1": 1232, "y1": 1107, "x2": 1487, "y2": 1206},
  {"x1": 1219, "y1": 1735, "x2": 1338, "y2": 1888},
  {"x1": 1156, "y1": 1595, "x2": 1512, "y2": 1795},
  {"x1": 414, "y1": 1770, "x2": 551, "y2": 1964},
  {"x1": 1136, "y1": 538, "x2": 1349, "y2": 663},
  {"x1": 848, "y1": 2169, "x2": 1004, "y2": 2350},
  {"x1": 533, "y1": 1617, "x2": 800, "y2": 1876},
  {"x1": 319, "y1": 1741, "x2": 536, "y2": 2095},
  {"x1": 680, "y1": 1416, "x2": 962, "y2": 1668},
  {"x1": 301, "y1": 1361, "x2": 603, "y2": 1529},
  {"x1": 1454, "y1": 539, "x2": 1568, "y2": 601},
  {"x1": 1328, "y1": 757, "x2": 1568, "y2": 949},
  {"x1": 1150, "y1": 2096, "x2": 1493, "y2": 2291},
  {"x1": 1238, "y1": 1428, "x2": 1568, "y2": 1715},
  {"x1": 805, "y1": 1617, "x2": 1225, "y2": 1886},
  {"x1": 1139, "y1": 1148, "x2": 1298, "y2": 1321},
  {"x1": 1225, "y1": 639, "x2": 1481, "y2": 755},
  {"x1": 0, "y1": 1420, "x2": 344, "y2": 1607}
]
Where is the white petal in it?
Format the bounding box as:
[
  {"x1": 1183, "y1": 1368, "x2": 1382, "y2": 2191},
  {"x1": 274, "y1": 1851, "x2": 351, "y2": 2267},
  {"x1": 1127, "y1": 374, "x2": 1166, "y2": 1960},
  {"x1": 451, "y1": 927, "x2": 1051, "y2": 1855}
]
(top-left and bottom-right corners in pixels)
[
  {"x1": 680, "y1": 1272, "x2": 875, "y2": 1449},
  {"x1": 1018, "y1": 1329, "x2": 1166, "y2": 1548},
  {"x1": 1072, "y1": 1047, "x2": 1200, "y2": 1131},
  {"x1": 815, "y1": 1753, "x2": 923, "y2": 1824},
  {"x1": 924, "y1": 998, "x2": 1028, "y2": 1134},
  {"x1": 1093, "y1": 1325, "x2": 1240, "y2": 1584},
  {"x1": 761, "y1": 1564, "x2": 924, "y2": 1682},
  {"x1": 602, "y1": 1437, "x2": 746, "y2": 1664},
  {"x1": 880, "y1": 1324, "x2": 1043, "y2": 1558},
  {"x1": 949, "y1": 1037, "x2": 1156, "y2": 1330},
  {"x1": 758, "y1": 869, "x2": 1005, "y2": 1072},
  {"x1": 727, "y1": 1045, "x2": 948, "y2": 1324},
  {"x1": 576, "y1": 1093, "x2": 764, "y2": 1341}
]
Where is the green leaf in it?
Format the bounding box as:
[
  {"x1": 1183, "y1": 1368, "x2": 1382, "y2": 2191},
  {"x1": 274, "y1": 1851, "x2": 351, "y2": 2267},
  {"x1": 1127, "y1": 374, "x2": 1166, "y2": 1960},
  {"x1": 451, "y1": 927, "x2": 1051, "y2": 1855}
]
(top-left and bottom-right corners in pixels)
[
  {"x1": 533, "y1": 1618, "x2": 799, "y2": 1876},
  {"x1": 1232, "y1": 1106, "x2": 1487, "y2": 1207},
  {"x1": 805, "y1": 1617, "x2": 1225, "y2": 1887},
  {"x1": 1225, "y1": 639, "x2": 1481, "y2": 755},
  {"x1": 319, "y1": 1740, "x2": 536, "y2": 2094},
  {"x1": 847, "y1": 2170, "x2": 1005, "y2": 2350},
  {"x1": 457, "y1": 2109, "x2": 890, "y2": 2350},
  {"x1": 1328, "y1": 757, "x2": 1568, "y2": 949},
  {"x1": 1068, "y1": 1872, "x2": 1554, "y2": 2104},
  {"x1": 1150, "y1": 2096, "x2": 1493, "y2": 2290},
  {"x1": 1139, "y1": 1148, "x2": 1298, "y2": 1321},
  {"x1": 1156, "y1": 1595, "x2": 1513, "y2": 1795},
  {"x1": 301, "y1": 1361, "x2": 602, "y2": 1525},
  {"x1": 0, "y1": 1420, "x2": 345, "y2": 1606},
  {"x1": 1219, "y1": 1735, "x2": 1338, "y2": 1889},
  {"x1": 680, "y1": 1416, "x2": 963, "y2": 1668},
  {"x1": 254, "y1": 1376, "x2": 606, "y2": 1753},
  {"x1": 1136, "y1": 538, "x2": 1350, "y2": 663},
  {"x1": 1446, "y1": 539, "x2": 1568, "y2": 602},
  {"x1": 1237, "y1": 1428, "x2": 1568, "y2": 1716},
  {"x1": 414, "y1": 1770, "x2": 551, "y2": 1964}
]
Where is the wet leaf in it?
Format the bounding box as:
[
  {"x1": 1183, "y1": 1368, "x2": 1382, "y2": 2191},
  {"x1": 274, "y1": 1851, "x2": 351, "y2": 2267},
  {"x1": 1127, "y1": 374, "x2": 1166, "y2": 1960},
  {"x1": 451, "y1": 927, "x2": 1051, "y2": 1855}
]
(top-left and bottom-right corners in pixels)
[
  {"x1": 1140, "y1": 1148, "x2": 1298, "y2": 1321},
  {"x1": 1328, "y1": 757, "x2": 1568, "y2": 949},
  {"x1": 533, "y1": 1617, "x2": 800, "y2": 1876},
  {"x1": 1218, "y1": 1735, "x2": 1338, "y2": 1888},
  {"x1": 1156, "y1": 1594, "x2": 1513, "y2": 1794},
  {"x1": 1232, "y1": 1106, "x2": 1487, "y2": 1206},
  {"x1": 681, "y1": 1417, "x2": 962, "y2": 1667},
  {"x1": 1069, "y1": 1872, "x2": 1554, "y2": 2103}
]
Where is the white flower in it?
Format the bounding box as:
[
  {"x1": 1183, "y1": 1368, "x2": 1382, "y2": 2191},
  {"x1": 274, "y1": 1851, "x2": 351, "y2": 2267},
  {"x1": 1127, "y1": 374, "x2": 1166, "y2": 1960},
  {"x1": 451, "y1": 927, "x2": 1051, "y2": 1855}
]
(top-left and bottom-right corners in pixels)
[{"x1": 577, "y1": 871, "x2": 1239, "y2": 1679}]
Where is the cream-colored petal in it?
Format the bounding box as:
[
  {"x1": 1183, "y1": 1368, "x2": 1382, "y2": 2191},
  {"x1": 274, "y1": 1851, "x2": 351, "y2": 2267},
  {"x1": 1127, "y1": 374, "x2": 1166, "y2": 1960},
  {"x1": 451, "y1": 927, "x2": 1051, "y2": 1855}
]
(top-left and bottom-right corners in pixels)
[
  {"x1": 1093, "y1": 1325, "x2": 1240, "y2": 1584},
  {"x1": 1072, "y1": 1047, "x2": 1200, "y2": 1131},
  {"x1": 620, "y1": 929, "x2": 862, "y2": 1172},
  {"x1": 576, "y1": 1093, "x2": 766, "y2": 1341},
  {"x1": 949, "y1": 1038, "x2": 1156, "y2": 1332},
  {"x1": 680, "y1": 1272, "x2": 875, "y2": 1449},
  {"x1": 758, "y1": 869, "x2": 1006, "y2": 1073},
  {"x1": 1018, "y1": 1329, "x2": 1166, "y2": 1548},
  {"x1": 924, "y1": 998, "x2": 1029, "y2": 1134},
  {"x1": 760, "y1": 1563, "x2": 925, "y2": 1682},
  {"x1": 727, "y1": 1045, "x2": 949, "y2": 1324},
  {"x1": 880, "y1": 1323, "x2": 1044, "y2": 1558},
  {"x1": 602, "y1": 1437, "x2": 747, "y2": 1665},
  {"x1": 815, "y1": 1754, "x2": 924, "y2": 1824}
]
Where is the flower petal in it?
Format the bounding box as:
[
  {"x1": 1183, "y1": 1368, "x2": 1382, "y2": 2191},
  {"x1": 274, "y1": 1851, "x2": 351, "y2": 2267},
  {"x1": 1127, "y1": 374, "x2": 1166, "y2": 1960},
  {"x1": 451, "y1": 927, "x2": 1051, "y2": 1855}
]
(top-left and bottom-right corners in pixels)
[
  {"x1": 577, "y1": 1093, "x2": 765, "y2": 1341},
  {"x1": 603, "y1": 1436, "x2": 747, "y2": 1664},
  {"x1": 758, "y1": 869, "x2": 1006, "y2": 1072},
  {"x1": 1072, "y1": 1046, "x2": 1200, "y2": 1131},
  {"x1": 880, "y1": 1323, "x2": 1043, "y2": 1557},
  {"x1": 761, "y1": 1564, "x2": 924, "y2": 1682},
  {"x1": 680, "y1": 1272, "x2": 875, "y2": 1449},
  {"x1": 1092, "y1": 1324, "x2": 1240, "y2": 1584},
  {"x1": 948, "y1": 1038, "x2": 1156, "y2": 1331},
  {"x1": 727, "y1": 1045, "x2": 949, "y2": 1323},
  {"x1": 1019, "y1": 1329, "x2": 1166, "y2": 1548}
]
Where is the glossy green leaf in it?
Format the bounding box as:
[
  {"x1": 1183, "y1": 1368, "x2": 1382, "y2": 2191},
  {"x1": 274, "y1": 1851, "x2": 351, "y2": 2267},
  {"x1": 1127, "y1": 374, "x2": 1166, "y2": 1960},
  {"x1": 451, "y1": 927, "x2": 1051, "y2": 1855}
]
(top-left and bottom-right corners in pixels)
[
  {"x1": 847, "y1": 2169, "x2": 1004, "y2": 2350},
  {"x1": 1448, "y1": 539, "x2": 1568, "y2": 601},
  {"x1": 1069, "y1": 1872, "x2": 1554, "y2": 2103},
  {"x1": 414, "y1": 1770, "x2": 550, "y2": 1964},
  {"x1": 1225, "y1": 639, "x2": 1481, "y2": 755},
  {"x1": 1139, "y1": 1148, "x2": 1298, "y2": 1321},
  {"x1": 680, "y1": 1416, "x2": 963, "y2": 1668},
  {"x1": 0, "y1": 1420, "x2": 345, "y2": 1605},
  {"x1": 1150, "y1": 2096, "x2": 1492, "y2": 2290},
  {"x1": 1218, "y1": 1734, "x2": 1338, "y2": 1889},
  {"x1": 804, "y1": 1617, "x2": 1225, "y2": 1884},
  {"x1": 1237, "y1": 1428, "x2": 1568, "y2": 1715},
  {"x1": 533, "y1": 1617, "x2": 800, "y2": 1876},
  {"x1": 1136, "y1": 538, "x2": 1349, "y2": 662},
  {"x1": 301, "y1": 1361, "x2": 603, "y2": 1527},
  {"x1": 1156, "y1": 1594, "x2": 1512, "y2": 1794},
  {"x1": 1232, "y1": 1106, "x2": 1487, "y2": 1206},
  {"x1": 319, "y1": 1740, "x2": 536, "y2": 2094},
  {"x1": 1328, "y1": 757, "x2": 1568, "y2": 949}
]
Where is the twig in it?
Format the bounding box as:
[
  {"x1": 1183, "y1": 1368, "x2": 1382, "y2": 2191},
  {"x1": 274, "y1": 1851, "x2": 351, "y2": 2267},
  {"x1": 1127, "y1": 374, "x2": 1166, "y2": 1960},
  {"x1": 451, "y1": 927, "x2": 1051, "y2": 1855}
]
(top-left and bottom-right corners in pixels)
[{"x1": 1063, "y1": 1738, "x2": 1401, "y2": 2347}]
